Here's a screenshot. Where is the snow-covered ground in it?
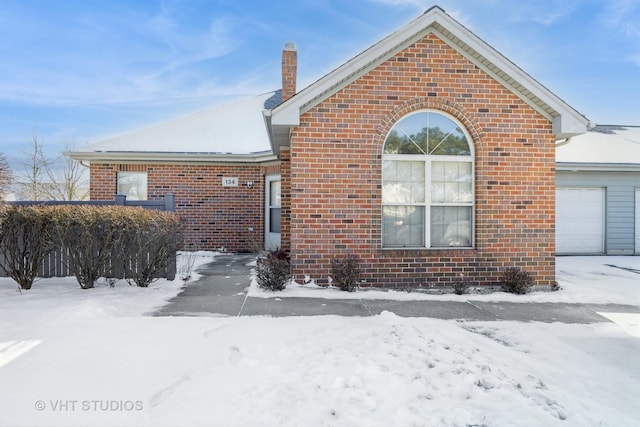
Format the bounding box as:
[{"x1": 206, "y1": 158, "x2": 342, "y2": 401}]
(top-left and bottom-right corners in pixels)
[
  {"x1": 249, "y1": 256, "x2": 640, "y2": 305},
  {"x1": 0, "y1": 254, "x2": 638, "y2": 427}
]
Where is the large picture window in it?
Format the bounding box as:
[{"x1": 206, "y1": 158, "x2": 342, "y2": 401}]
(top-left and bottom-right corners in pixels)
[
  {"x1": 382, "y1": 111, "x2": 473, "y2": 248},
  {"x1": 117, "y1": 172, "x2": 147, "y2": 200}
]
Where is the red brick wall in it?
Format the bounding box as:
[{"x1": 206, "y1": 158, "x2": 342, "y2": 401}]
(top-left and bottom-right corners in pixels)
[
  {"x1": 90, "y1": 163, "x2": 272, "y2": 252},
  {"x1": 281, "y1": 44, "x2": 297, "y2": 102},
  {"x1": 279, "y1": 148, "x2": 291, "y2": 253},
  {"x1": 286, "y1": 33, "x2": 556, "y2": 288}
]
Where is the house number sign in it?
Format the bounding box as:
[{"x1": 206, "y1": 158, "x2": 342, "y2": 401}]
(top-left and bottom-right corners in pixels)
[{"x1": 222, "y1": 177, "x2": 239, "y2": 187}]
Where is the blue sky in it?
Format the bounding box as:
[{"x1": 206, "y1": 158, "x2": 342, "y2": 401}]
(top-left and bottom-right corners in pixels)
[{"x1": 1, "y1": 0, "x2": 638, "y2": 167}]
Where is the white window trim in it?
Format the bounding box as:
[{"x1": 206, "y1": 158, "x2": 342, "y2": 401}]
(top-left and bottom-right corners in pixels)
[
  {"x1": 382, "y1": 110, "x2": 475, "y2": 250},
  {"x1": 265, "y1": 174, "x2": 282, "y2": 251},
  {"x1": 117, "y1": 171, "x2": 148, "y2": 201}
]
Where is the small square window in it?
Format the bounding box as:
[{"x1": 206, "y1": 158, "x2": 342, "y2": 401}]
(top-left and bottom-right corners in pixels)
[{"x1": 117, "y1": 172, "x2": 147, "y2": 200}]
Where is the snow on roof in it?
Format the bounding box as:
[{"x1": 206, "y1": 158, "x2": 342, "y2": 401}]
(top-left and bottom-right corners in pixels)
[
  {"x1": 75, "y1": 91, "x2": 281, "y2": 156},
  {"x1": 556, "y1": 125, "x2": 640, "y2": 166}
]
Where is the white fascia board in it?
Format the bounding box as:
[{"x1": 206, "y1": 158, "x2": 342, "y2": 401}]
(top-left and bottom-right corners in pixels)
[
  {"x1": 270, "y1": 6, "x2": 589, "y2": 138},
  {"x1": 270, "y1": 9, "x2": 443, "y2": 127},
  {"x1": 67, "y1": 151, "x2": 277, "y2": 164},
  {"x1": 262, "y1": 109, "x2": 278, "y2": 154},
  {"x1": 552, "y1": 115, "x2": 594, "y2": 139},
  {"x1": 428, "y1": 24, "x2": 590, "y2": 137},
  {"x1": 269, "y1": 102, "x2": 300, "y2": 127}
]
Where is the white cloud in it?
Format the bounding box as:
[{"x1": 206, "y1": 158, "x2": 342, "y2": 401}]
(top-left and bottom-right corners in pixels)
[
  {"x1": 630, "y1": 52, "x2": 640, "y2": 67},
  {"x1": 507, "y1": 0, "x2": 580, "y2": 25},
  {"x1": 0, "y1": 2, "x2": 247, "y2": 108},
  {"x1": 601, "y1": 0, "x2": 639, "y2": 27},
  {"x1": 367, "y1": 0, "x2": 427, "y2": 10},
  {"x1": 444, "y1": 9, "x2": 473, "y2": 28},
  {"x1": 148, "y1": 12, "x2": 238, "y2": 65},
  {"x1": 601, "y1": 0, "x2": 640, "y2": 67}
]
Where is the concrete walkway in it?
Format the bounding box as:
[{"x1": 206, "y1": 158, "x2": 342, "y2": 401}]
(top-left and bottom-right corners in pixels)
[{"x1": 154, "y1": 254, "x2": 640, "y2": 323}]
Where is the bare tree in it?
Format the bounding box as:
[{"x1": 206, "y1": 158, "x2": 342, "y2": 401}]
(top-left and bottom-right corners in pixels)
[
  {"x1": 0, "y1": 153, "x2": 12, "y2": 201},
  {"x1": 17, "y1": 133, "x2": 88, "y2": 201},
  {"x1": 17, "y1": 133, "x2": 51, "y2": 201},
  {"x1": 44, "y1": 144, "x2": 89, "y2": 201}
]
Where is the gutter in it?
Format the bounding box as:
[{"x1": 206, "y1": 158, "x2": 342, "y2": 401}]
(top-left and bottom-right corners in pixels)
[
  {"x1": 67, "y1": 150, "x2": 278, "y2": 164},
  {"x1": 262, "y1": 109, "x2": 277, "y2": 156},
  {"x1": 556, "y1": 162, "x2": 640, "y2": 172}
]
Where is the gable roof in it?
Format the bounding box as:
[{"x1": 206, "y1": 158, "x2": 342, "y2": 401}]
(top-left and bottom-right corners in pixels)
[
  {"x1": 68, "y1": 91, "x2": 281, "y2": 163},
  {"x1": 264, "y1": 5, "x2": 591, "y2": 155},
  {"x1": 556, "y1": 125, "x2": 640, "y2": 172}
]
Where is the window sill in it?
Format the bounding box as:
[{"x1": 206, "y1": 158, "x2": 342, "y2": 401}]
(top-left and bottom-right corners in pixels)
[{"x1": 381, "y1": 247, "x2": 477, "y2": 256}]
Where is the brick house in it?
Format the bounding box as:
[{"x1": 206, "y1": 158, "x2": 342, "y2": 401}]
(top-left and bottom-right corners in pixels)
[{"x1": 70, "y1": 6, "x2": 590, "y2": 288}]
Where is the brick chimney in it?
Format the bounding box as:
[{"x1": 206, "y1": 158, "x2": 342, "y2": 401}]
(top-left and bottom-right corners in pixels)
[{"x1": 281, "y1": 42, "x2": 297, "y2": 102}]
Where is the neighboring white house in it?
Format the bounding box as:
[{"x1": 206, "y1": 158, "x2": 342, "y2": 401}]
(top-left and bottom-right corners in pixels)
[{"x1": 556, "y1": 125, "x2": 640, "y2": 255}]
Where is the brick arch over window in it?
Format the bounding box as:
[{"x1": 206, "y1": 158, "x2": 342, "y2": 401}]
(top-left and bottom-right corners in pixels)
[{"x1": 375, "y1": 97, "x2": 483, "y2": 153}]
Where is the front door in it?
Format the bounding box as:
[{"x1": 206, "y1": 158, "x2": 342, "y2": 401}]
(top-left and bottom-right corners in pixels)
[{"x1": 265, "y1": 175, "x2": 281, "y2": 250}]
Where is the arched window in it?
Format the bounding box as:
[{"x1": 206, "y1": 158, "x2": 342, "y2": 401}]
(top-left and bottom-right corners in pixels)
[{"x1": 382, "y1": 111, "x2": 474, "y2": 248}]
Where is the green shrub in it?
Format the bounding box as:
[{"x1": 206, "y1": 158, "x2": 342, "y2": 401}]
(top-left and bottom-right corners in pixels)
[
  {"x1": 255, "y1": 248, "x2": 290, "y2": 291},
  {"x1": 0, "y1": 206, "x2": 54, "y2": 289},
  {"x1": 331, "y1": 254, "x2": 360, "y2": 292},
  {"x1": 500, "y1": 267, "x2": 534, "y2": 294}
]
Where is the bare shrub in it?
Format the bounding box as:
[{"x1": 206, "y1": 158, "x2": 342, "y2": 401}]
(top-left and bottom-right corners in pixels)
[
  {"x1": 104, "y1": 277, "x2": 119, "y2": 287},
  {"x1": 177, "y1": 252, "x2": 198, "y2": 281},
  {"x1": 255, "y1": 248, "x2": 290, "y2": 291},
  {"x1": 50, "y1": 205, "x2": 130, "y2": 289},
  {"x1": 452, "y1": 273, "x2": 470, "y2": 295},
  {"x1": 331, "y1": 254, "x2": 360, "y2": 292},
  {"x1": 500, "y1": 267, "x2": 534, "y2": 294},
  {"x1": 120, "y1": 209, "x2": 179, "y2": 287},
  {"x1": 0, "y1": 206, "x2": 54, "y2": 289}
]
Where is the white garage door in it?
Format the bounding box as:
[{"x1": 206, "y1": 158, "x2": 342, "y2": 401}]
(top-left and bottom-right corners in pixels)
[
  {"x1": 636, "y1": 189, "x2": 640, "y2": 253},
  {"x1": 556, "y1": 188, "x2": 604, "y2": 254}
]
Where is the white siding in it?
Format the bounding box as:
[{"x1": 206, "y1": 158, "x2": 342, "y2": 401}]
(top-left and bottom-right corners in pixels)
[{"x1": 636, "y1": 189, "x2": 640, "y2": 253}]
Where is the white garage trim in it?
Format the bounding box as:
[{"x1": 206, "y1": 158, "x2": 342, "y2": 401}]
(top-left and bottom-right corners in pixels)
[{"x1": 556, "y1": 187, "x2": 605, "y2": 254}]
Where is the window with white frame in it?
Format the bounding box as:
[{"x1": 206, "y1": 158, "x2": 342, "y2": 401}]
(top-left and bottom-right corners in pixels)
[
  {"x1": 117, "y1": 172, "x2": 147, "y2": 200},
  {"x1": 382, "y1": 111, "x2": 473, "y2": 248}
]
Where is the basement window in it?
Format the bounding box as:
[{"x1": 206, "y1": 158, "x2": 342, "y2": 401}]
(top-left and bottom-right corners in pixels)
[
  {"x1": 117, "y1": 172, "x2": 147, "y2": 200},
  {"x1": 382, "y1": 110, "x2": 474, "y2": 248}
]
